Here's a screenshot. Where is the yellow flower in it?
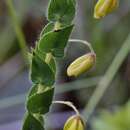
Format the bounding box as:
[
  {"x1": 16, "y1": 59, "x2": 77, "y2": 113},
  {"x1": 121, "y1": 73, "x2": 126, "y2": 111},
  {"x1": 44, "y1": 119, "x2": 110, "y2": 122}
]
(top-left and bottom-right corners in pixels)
[
  {"x1": 94, "y1": 0, "x2": 119, "y2": 19},
  {"x1": 67, "y1": 53, "x2": 96, "y2": 77},
  {"x1": 64, "y1": 115, "x2": 85, "y2": 130}
]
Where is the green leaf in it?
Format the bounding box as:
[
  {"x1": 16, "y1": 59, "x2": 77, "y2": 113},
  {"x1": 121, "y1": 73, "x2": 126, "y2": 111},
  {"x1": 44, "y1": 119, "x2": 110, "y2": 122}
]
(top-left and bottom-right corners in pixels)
[
  {"x1": 51, "y1": 48, "x2": 65, "y2": 57},
  {"x1": 38, "y1": 25, "x2": 74, "y2": 57},
  {"x1": 49, "y1": 57, "x2": 56, "y2": 73},
  {"x1": 33, "y1": 48, "x2": 56, "y2": 73},
  {"x1": 27, "y1": 87, "x2": 54, "y2": 114},
  {"x1": 48, "y1": 0, "x2": 76, "y2": 25},
  {"x1": 28, "y1": 84, "x2": 54, "y2": 99},
  {"x1": 30, "y1": 54, "x2": 55, "y2": 86},
  {"x1": 33, "y1": 113, "x2": 44, "y2": 124},
  {"x1": 22, "y1": 113, "x2": 44, "y2": 130},
  {"x1": 40, "y1": 22, "x2": 54, "y2": 37},
  {"x1": 28, "y1": 85, "x2": 38, "y2": 98}
]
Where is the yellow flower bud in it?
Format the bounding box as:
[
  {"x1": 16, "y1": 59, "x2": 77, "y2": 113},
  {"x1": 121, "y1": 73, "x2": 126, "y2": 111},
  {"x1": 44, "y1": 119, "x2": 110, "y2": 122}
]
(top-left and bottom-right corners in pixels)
[
  {"x1": 64, "y1": 115, "x2": 85, "y2": 130},
  {"x1": 94, "y1": 0, "x2": 119, "y2": 19},
  {"x1": 67, "y1": 53, "x2": 96, "y2": 77}
]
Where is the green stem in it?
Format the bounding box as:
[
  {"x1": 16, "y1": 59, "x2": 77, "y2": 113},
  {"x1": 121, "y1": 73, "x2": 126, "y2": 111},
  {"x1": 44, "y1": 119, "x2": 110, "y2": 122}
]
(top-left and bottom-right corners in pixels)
[
  {"x1": 83, "y1": 33, "x2": 130, "y2": 120},
  {"x1": 6, "y1": 0, "x2": 28, "y2": 62}
]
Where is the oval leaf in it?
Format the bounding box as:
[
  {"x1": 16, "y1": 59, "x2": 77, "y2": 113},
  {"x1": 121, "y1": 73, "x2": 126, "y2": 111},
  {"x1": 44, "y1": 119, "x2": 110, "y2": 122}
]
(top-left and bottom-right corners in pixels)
[
  {"x1": 27, "y1": 87, "x2": 54, "y2": 114},
  {"x1": 22, "y1": 113, "x2": 44, "y2": 130},
  {"x1": 30, "y1": 54, "x2": 55, "y2": 86},
  {"x1": 48, "y1": 0, "x2": 76, "y2": 25},
  {"x1": 38, "y1": 25, "x2": 74, "y2": 57}
]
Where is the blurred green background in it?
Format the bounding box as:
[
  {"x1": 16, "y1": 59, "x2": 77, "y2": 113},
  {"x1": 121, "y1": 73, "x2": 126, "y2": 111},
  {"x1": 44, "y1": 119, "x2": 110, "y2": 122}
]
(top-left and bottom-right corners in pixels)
[{"x1": 0, "y1": 0, "x2": 130, "y2": 130}]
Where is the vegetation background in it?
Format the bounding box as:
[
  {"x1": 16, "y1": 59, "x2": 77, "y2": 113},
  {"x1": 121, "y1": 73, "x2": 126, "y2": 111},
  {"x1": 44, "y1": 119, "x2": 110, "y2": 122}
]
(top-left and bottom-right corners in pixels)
[{"x1": 0, "y1": 0, "x2": 130, "y2": 130}]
